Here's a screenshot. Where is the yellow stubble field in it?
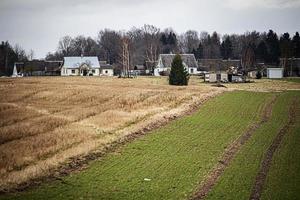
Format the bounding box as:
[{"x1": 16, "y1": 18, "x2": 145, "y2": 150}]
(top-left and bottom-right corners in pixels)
[{"x1": 0, "y1": 76, "x2": 223, "y2": 190}]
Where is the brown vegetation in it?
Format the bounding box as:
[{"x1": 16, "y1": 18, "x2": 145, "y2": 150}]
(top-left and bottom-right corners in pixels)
[{"x1": 0, "y1": 76, "x2": 222, "y2": 191}]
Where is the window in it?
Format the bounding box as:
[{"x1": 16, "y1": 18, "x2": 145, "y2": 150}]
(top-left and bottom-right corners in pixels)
[
  {"x1": 72, "y1": 69, "x2": 75, "y2": 74},
  {"x1": 92, "y1": 70, "x2": 95, "y2": 73},
  {"x1": 105, "y1": 70, "x2": 108, "y2": 74},
  {"x1": 190, "y1": 68, "x2": 194, "y2": 73}
]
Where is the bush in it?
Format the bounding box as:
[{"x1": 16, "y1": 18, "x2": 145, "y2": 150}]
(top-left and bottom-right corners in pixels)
[
  {"x1": 169, "y1": 54, "x2": 189, "y2": 85},
  {"x1": 256, "y1": 71, "x2": 262, "y2": 79}
]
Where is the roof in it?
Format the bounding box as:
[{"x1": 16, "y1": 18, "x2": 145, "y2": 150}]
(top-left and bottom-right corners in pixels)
[
  {"x1": 101, "y1": 64, "x2": 114, "y2": 69},
  {"x1": 45, "y1": 61, "x2": 62, "y2": 72},
  {"x1": 267, "y1": 68, "x2": 283, "y2": 70},
  {"x1": 63, "y1": 57, "x2": 100, "y2": 68},
  {"x1": 159, "y1": 54, "x2": 198, "y2": 68},
  {"x1": 23, "y1": 60, "x2": 45, "y2": 71}
]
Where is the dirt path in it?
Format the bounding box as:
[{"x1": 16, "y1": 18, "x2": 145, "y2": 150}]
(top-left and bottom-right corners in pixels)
[
  {"x1": 192, "y1": 95, "x2": 277, "y2": 200},
  {"x1": 249, "y1": 98, "x2": 296, "y2": 200}
]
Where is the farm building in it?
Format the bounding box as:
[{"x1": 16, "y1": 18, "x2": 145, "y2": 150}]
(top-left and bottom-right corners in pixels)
[
  {"x1": 206, "y1": 73, "x2": 229, "y2": 82},
  {"x1": 15, "y1": 60, "x2": 62, "y2": 76},
  {"x1": 205, "y1": 72, "x2": 244, "y2": 83},
  {"x1": 248, "y1": 70, "x2": 258, "y2": 78},
  {"x1": 131, "y1": 65, "x2": 151, "y2": 76},
  {"x1": 198, "y1": 59, "x2": 241, "y2": 72},
  {"x1": 61, "y1": 56, "x2": 101, "y2": 76},
  {"x1": 267, "y1": 68, "x2": 284, "y2": 79},
  {"x1": 101, "y1": 65, "x2": 114, "y2": 76},
  {"x1": 154, "y1": 54, "x2": 199, "y2": 76}
]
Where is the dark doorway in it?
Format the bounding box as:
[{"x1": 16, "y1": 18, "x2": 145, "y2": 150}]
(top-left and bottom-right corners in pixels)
[
  {"x1": 83, "y1": 69, "x2": 88, "y2": 76},
  {"x1": 228, "y1": 74, "x2": 232, "y2": 82}
]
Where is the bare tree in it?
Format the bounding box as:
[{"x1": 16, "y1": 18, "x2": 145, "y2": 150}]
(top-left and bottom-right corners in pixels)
[
  {"x1": 72, "y1": 35, "x2": 88, "y2": 56},
  {"x1": 97, "y1": 29, "x2": 122, "y2": 64},
  {"x1": 241, "y1": 45, "x2": 256, "y2": 80},
  {"x1": 141, "y1": 24, "x2": 161, "y2": 71},
  {"x1": 13, "y1": 44, "x2": 27, "y2": 61},
  {"x1": 28, "y1": 49, "x2": 34, "y2": 61},
  {"x1": 58, "y1": 35, "x2": 73, "y2": 56},
  {"x1": 180, "y1": 30, "x2": 200, "y2": 53}
]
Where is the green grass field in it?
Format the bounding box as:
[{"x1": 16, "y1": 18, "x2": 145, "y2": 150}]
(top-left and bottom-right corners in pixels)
[
  {"x1": 1, "y1": 91, "x2": 299, "y2": 200},
  {"x1": 206, "y1": 91, "x2": 300, "y2": 200},
  {"x1": 261, "y1": 95, "x2": 300, "y2": 200},
  {"x1": 283, "y1": 77, "x2": 300, "y2": 83}
]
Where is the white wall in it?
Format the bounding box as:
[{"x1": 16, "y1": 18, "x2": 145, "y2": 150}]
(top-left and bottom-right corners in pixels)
[
  {"x1": 101, "y1": 69, "x2": 114, "y2": 76},
  {"x1": 61, "y1": 68, "x2": 101, "y2": 76},
  {"x1": 267, "y1": 68, "x2": 283, "y2": 79}
]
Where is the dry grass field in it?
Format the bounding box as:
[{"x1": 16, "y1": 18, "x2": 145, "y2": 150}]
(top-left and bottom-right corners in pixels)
[
  {"x1": 0, "y1": 76, "x2": 299, "y2": 192},
  {"x1": 0, "y1": 76, "x2": 223, "y2": 191}
]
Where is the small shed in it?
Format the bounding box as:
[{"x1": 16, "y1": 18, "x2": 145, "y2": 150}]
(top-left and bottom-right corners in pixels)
[
  {"x1": 267, "y1": 68, "x2": 283, "y2": 79},
  {"x1": 207, "y1": 73, "x2": 228, "y2": 83},
  {"x1": 101, "y1": 65, "x2": 114, "y2": 76},
  {"x1": 248, "y1": 71, "x2": 257, "y2": 79}
]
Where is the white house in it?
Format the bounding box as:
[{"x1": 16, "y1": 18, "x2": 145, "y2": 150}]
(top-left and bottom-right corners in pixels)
[
  {"x1": 154, "y1": 54, "x2": 199, "y2": 76},
  {"x1": 267, "y1": 68, "x2": 283, "y2": 79},
  {"x1": 61, "y1": 56, "x2": 101, "y2": 76}
]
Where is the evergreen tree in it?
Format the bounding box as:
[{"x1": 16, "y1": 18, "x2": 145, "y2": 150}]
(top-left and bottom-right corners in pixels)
[
  {"x1": 220, "y1": 36, "x2": 233, "y2": 59},
  {"x1": 169, "y1": 54, "x2": 189, "y2": 85},
  {"x1": 265, "y1": 30, "x2": 280, "y2": 64},
  {"x1": 280, "y1": 33, "x2": 292, "y2": 58},
  {"x1": 160, "y1": 32, "x2": 177, "y2": 53},
  {"x1": 256, "y1": 41, "x2": 268, "y2": 63},
  {"x1": 292, "y1": 32, "x2": 300, "y2": 57},
  {"x1": 194, "y1": 42, "x2": 203, "y2": 59}
]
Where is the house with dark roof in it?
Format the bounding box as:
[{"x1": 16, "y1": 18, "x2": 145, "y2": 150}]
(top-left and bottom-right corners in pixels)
[{"x1": 154, "y1": 54, "x2": 199, "y2": 76}]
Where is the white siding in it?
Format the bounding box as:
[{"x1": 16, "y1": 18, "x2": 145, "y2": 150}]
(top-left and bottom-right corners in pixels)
[
  {"x1": 101, "y1": 69, "x2": 114, "y2": 76},
  {"x1": 267, "y1": 68, "x2": 283, "y2": 79}
]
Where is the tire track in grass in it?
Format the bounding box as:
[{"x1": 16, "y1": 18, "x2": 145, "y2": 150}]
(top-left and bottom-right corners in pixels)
[
  {"x1": 249, "y1": 97, "x2": 296, "y2": 200},
  {"x1": 192, "y1": 95, "x2": 277, "y2": 200}
]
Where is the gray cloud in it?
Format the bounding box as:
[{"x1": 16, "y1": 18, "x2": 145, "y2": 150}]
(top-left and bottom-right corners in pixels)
[
  {"x1": 223, "y1": 0, "x2": 300, "y2": 9},
  {"x1": 0, "y1": 0, "x2": 299, "y2": 58}
]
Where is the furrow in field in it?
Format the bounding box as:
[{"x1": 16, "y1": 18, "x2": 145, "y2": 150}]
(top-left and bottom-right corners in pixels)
[
  {"x1": 192, "y1": 95, "x2": 277, "y2": 200},
  {"x1": 248, "y1": 98, "x2": 296, "y2": 200}
]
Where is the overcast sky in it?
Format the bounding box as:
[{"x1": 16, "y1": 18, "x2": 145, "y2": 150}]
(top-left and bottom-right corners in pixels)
[{"x1": 1, "y1": 0, "x2": 300, "y2": 58}]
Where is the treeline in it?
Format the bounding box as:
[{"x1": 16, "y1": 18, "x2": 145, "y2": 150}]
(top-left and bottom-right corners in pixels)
[
  {"x1": 0, "y1": 41, "x2": 34, "y2": 75},
  {"x1": 1, "y1": 25, "x2": 300, "y2": 75},
  {"x1": 46, "y1": 25, "x2": 300, "y2": 67}
]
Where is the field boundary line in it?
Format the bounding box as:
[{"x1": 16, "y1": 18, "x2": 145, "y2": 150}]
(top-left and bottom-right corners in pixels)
[
  {"x1": 249, "y1": 97, "x2": 297, "y2": 200},
  {"x1": 192, "y1": 95, "x2": 278, "y2": 200},
  {"x1": 0, "y1": 90, "x2": 224, "y2": 194}
]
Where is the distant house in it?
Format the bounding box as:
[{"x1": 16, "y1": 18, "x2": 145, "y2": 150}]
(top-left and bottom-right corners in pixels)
[
  {"x1": 61, "y1": 56, "x2": 101, "y2": 76},
  {"x1": 154, "y1": 54, "x2": 199, "y2": 76}
]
